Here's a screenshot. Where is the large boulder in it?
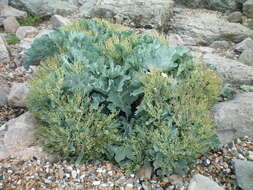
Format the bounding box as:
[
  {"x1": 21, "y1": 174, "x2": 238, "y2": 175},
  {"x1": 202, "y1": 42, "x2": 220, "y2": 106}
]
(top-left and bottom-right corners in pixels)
[
  {"x1": 172, "y1": 9, "x2": 253, "y2": 46},
  {"x1": 3, "y1": 16, "x2": 20, "y2": 33},
  {"x1": 239, "y1": 49, "x2": 253, "y2": 66},
  {"x1": 243, "y1": 0, "x2": 253, "y2": 18},
  {"x1": 0, "y1": 0, "x2": 8, "y2": 6},
  {"x1": 81, "y1": 0, "x2": 175, "y2": 31},
  {"x1": 9, "y1": 0, "x2": 78, "y2": 16},
  {"x1": 188, "y1": 174, "x2": 224, "y2": 190},
  {"x1": 213, "y1": 93, "x2": 253, "y2": 144},
  {"x1": 0, "y1": 35, "x2": 10, "y2": 64},
  {"x1": 233, "y1": 159, "x2": 253, "y2": 190},
  {"x1": 175, "y1": 0, "x2": 246, "y2": 12},
  {"x1": 203, "y1": 53, "x2": 253, "y2": 85},
  {"x1": 235, "y1": 37, "x2": 253, "y2": 52}
]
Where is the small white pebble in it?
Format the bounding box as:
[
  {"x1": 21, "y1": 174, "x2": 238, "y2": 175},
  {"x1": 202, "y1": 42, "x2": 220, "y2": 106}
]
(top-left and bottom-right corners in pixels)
[
  {"x1": 130, "y1": 174, "x2": 135, "y2": 178},
  {"x1": 248, "y1": 151, "x2": 253, "y2": 160},
  {"x1": 93, "y1": 180, "x2": 101, "y2": 186},
  {"x1": 72, "y1": 170, "x2": 77, "y2": 179}
]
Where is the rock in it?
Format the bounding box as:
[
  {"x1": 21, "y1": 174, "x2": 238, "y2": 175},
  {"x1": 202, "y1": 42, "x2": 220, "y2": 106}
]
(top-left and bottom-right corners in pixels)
[
  {"x1": 233, "y1": 159, "x2": 253, "y2": 190},
  {"x1": 227, "y1": 11, "x2": 243, "y2": 23},
  {"x1": 7, "y1": 82, "x2": 29, "y2": 107},
  {"x1": 0, "y1": 0, "x2": 8, "y2": 6},
  {"x1": 0, "y1": 5, "x2": 27, "y2": 25},
  {"x1": 235, "y1": 37, "x2": 253, "y2": 52},
  {"x1": 167, "y1": 33, "x2": 184, "y2": 46},
  {"x1": 203, "y1": 53, "x2": 253, "y2": 85},
  {"x1": 136, "y1": 167, "x2": 152, "y2": 180},
  {"x1": 0, "y1": 83, "x2": 10, "y2": 106},
  {"x1": 188, "y1": 174, "x2": 224, "y2": 190},
  {"x1": 50, "y1": 15, "x2": 71, "y2": 28},
  {"x1": 0, "y1": 35, "x2": 10, "y2": 64},
  {"x1": 3, "y1": 16, "x2": 19, "y2": 33},
  {"x1": 239, "y1": 49, "x2": 253, "y2": 66},
  {"x1": 172, "y1": 9, "x2": 253, "y2": 46},
  {"x1": 243, "y1": 0, "x2": 253, "y2": 18},
  {"x1": 9, "y1": 0, "x2": 78, "y2": 16},
  {"x1": 3, "y1": 112, "x2": 53, "y2": 160},
  {"x1": 210, "y1": 41, "x2": 230, "y2": 49},
  {"x1": 16, "y1": 26, "x2": 38, "y2": 40},
  {"x1": 175, "y1": 0, "x2": 246, "y2": 12},
  {"x1": 213, "y1": 93, "x2": 253, "y2": 144},
  {"x1": 248, "y1": 151, "x2": 253, "y2": 160},
  {"x1": 163, "y1": 174, "x2": 183, "y2": 185},
  {"x1": 82, "y1": 0, "x2": 175, "y2": 31}
]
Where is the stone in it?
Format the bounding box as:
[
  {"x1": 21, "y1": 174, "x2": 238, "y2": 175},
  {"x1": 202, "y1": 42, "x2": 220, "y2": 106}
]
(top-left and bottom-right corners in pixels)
[
  {"x1": 0, "y1": 35, "x2": 10, "y2": 64},
  {"x1": 239, "y1": 49, "x2": 253, "y2": 66},
  {"x1": 0, "y1": 83, "x2": 10, "y2": 106},
  {"x1": 213, "y1": 93, "x2": 253, "y2": 144},
  {"x1": 188, "y1": 174, "x2": 224, "y2": 190},
  {"x1": 235, "y1": 37, "x2": 253, "y2": 52},
  {"x1": 167, "y1": 33, "x2": 184, "y2": 46},
  {"x1": 136, "y1": 167, "x2": 152, "y2": 180},
  {"x1": 175, "y1": 0, "x2": 246, "y2": 12},
  {"x1": 50, "y1": 15, "x2": 71, "y2": 28},
  {"x1": 9, "y1": 0, "x2": 78, "y2": 16},
  {"x1": 243, "y1": 0, "x2": 253, "y2": 18},
  {"x1": 233, "y1": 159, "x2": 253, "y2": 190},
  {"x1": 7, "y1": 82, "x2": 29, "y2": 107},
  {"x1": 203, "y1": 53, "x2": 253, "y2": 85},
  {"x1": 172, "y1": 9, "x2": 253, "y2": 46},
  {"x1": 0, "y1": 0, "x2": 8, "y2": 7},
  {"x1": 16, "y1": 26, "x2": 38, "y2": 40},
  {"x1": 3, "y1": 16, "x2": 19, "y2": 33},
  {"x1": 210, "y1": 41, "x2": 230, "y2": 49},
  {"x1": 0, "y1": 5, "x2": 27, "y2": 25},
  {"x1": 81, "y1": 0, "x2": 175, "y2": 31},
  {"x1": 227, "y1": 11, "x2": 243, "y2": 23}
]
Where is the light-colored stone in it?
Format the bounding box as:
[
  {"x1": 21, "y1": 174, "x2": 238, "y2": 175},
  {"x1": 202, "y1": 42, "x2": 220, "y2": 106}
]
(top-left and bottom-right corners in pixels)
[
  {"x1": 210, "y1": 41, "x2": 230, "y2": 49},
  {"x1": 227, "y1": 11, "x2": 243, "y2": 23},
  {"x1": 235, "y1": 37, "x2": 253, "y2": 52},
  {"x1": 233, "y1": 159, "x2": 253, "y2": 190},
  {"x1": 136, "y1": 167, "x2": 152, "y2": 180},
  {"x1": 82, "y1": 0, "x2": 175, "y2": 31},
  {"x1": 16, "y1": 26, "x2": 38, "y2": 40},
  {"x1": 189, "y1": 174, "x2": 224, "y2": 190},
  {"x1": 0, "y1": 5, "x2": 27, "y2": 25},
  {"x1": 213, "y1": 93, "x2": 253, "y2": 144},
  {"x1": 243, "y1": 0, "x2": 253, "y2": 18},
  {"x1": 9, "y1": 0, "x2": 78, "y2": 16},
  {"x1": 203, "y1": 53, "x2": 253, "y2": 85},
  {"x1": 0, "y1": 83, "x2": 10, "y2": 106},
  {"x1": 239, "y1": 49, "x2": 253, "y2": 66},
  {"x1": 0, "y1": 35, "x2": 10, "y2": 64},
  {"x1": 172, "y1": 9, "x2": 253, "y2": 46},
  {"x1": 3, "y1": 16, "x2": 19, "y2": 33},
  {"x1": 7, "y1": 82, "x2": 29, "y2": 107},
  {"x1": 50, "y1": 15, "x2": 71, "y2": 28},
  {"x1": 0, "y1": 0, "x2": 8, "y2": 7}
]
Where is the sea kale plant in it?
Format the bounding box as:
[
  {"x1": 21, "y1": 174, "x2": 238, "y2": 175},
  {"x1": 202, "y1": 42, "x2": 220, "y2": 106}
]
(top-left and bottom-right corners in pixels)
[{"x1": 24, "y1": 19, "x2": 222, "y2": 177}]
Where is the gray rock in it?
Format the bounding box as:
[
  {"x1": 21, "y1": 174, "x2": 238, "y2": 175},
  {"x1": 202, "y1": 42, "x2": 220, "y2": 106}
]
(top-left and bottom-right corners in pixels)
[
  {"x1": 213, "y1": 93, "x2": 253, "y2": 144},
  {"x1": 3, "y1": 16, "x2": 19, "y2": 33},
  {"x1": 0, "y1": 83, "x2": 10, "y2": 106},
  {"x1": 233, "y1": 159, "x2": 253, "y2": 190},
  {"x1": 172, "y1": 9, "x2": 253, "y2": 46},
  {"x1": 0, "y1": 0, "x2": 8, "y2": 7},
  {"x1": 239, "y1": 49, "x2": 253, "y2": 66},
  {"x1": 203, "y1": 53, "x2": 253, "y2": 85},
  {"x1": 0, "y1": 5, "x2": 27, "y2": 25},
  {"x1": 243, "y1": 0, "x2": 253, "y2": 18},
  {"x1": 50, "y1": 15, "x2": 71, "y2": 28},
  {"x1": 16, "y1": 26, "x2": 38, "y2": 40},
  {"x1": 81, "y1": 0, "x2": 175, "y2": 31},
  {"x1": 136, "y1": 167, "x2": 152, "y2": 180},
  {"x1": 227, "y1": 11, "x2": 243, "y2": 23},
  {"x1": 7, "y1": 82, "x2": 29, "y2": 107},
  {"x1": 235, "y1": 37, "x2": 253, "y2": 52},
  {"x1": 188, "y1": 174, "x2": 224, "y2": 190},
  {"x1": 3, "y1": 112, "x2": 53, "y2": 160},
  {"x1": 210, "y1": 41, "x2": 230, "y2": 49},
  {"x1": 9, "y1": 0, "x2": 78, "y2": 16},
  {"x1": 0, "y1": 35, "x2": 10, "y2": 64},
  {"x1": 175, "y1": 0, "x2": 246, "y2": 12}
]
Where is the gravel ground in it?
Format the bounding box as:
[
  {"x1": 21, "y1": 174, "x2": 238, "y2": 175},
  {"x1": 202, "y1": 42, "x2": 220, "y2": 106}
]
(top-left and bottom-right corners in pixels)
[{"x1": 1, "y1": 136, "x2": 252, "y2": 190}]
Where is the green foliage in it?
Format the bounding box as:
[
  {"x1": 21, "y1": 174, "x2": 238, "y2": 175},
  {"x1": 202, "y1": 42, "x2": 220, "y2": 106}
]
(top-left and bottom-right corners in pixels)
[
  {"x1": 25, "y1": 19, "x2": 222, "y2": 177},
  {"x1": 220, "y1": 84, "x2": 236, "y2": 101},
  {"x1": 19, "y1": 13, "x2": 44, "y2": 26},
  {"x1": 4, "y1": 33, "x2": 20, "y2": 45},
  {"x1": 240, "y1": 85, "x2": 253, "y2": 92}
]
